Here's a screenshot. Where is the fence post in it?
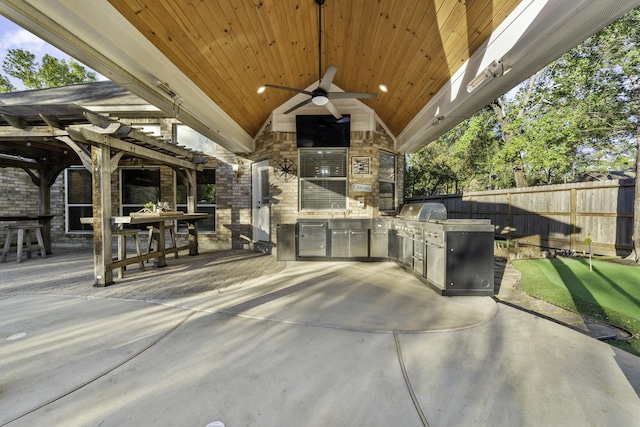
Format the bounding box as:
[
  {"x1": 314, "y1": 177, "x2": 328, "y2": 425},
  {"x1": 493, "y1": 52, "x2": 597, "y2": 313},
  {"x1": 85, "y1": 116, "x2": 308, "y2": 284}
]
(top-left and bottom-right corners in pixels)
[{"x1": 570, "y1": 188, "x2": 577, "y2": 252}]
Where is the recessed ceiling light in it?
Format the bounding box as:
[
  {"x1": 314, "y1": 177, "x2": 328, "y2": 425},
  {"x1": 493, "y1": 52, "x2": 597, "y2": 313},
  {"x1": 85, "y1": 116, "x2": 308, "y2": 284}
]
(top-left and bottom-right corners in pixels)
[
  {"x1": 257, "y1": 86, "x2": 266, "y2": 94},
  {"x1": 378, "y1": 84, "x2": 388, "y2": 93}
]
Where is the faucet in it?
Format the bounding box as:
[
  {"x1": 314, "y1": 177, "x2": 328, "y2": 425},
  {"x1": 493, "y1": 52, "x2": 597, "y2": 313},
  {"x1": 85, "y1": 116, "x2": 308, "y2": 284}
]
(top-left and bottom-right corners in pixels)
[{"x1": 331, "y1": 202, "x2": 339, "y2": 219}]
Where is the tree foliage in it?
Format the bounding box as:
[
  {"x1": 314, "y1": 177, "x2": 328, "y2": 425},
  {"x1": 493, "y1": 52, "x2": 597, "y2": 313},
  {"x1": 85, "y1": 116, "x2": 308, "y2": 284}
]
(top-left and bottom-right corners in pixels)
[
  {"x1": 0, "y1": 73, "x2": 14, "y2": 92},
  {"x1": 407, "y1": 7, "x2": 640, "y2": 260},
  {"x1": 0, "y1": 48, "x2": 96, "y2": 92},
  {"x1": 408, "y1": 7, "x2": 638, "y2": 194}
]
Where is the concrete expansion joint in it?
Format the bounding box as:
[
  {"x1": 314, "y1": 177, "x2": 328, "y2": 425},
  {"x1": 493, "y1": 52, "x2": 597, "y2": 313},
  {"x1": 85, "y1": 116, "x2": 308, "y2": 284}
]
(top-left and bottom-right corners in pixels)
[{"x1": 1, "y1": 310, "x2": 196, "y2": 426}]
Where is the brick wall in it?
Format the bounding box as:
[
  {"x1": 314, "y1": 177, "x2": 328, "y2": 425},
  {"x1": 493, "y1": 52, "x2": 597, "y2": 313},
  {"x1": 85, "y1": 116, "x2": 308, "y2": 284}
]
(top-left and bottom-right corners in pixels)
[
  {"x1": 249, "y1": 120, "x2": 404, "y2": 256},
  {"x1": 1, "y1": 117, "x2": 403, "y2": 254}
]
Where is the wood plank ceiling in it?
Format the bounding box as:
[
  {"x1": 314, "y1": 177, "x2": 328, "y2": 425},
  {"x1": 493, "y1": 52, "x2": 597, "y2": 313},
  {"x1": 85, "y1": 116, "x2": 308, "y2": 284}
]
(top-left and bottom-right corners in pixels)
[{"x1": 108, "y1": 0, "x2": 521, "y2": 138}]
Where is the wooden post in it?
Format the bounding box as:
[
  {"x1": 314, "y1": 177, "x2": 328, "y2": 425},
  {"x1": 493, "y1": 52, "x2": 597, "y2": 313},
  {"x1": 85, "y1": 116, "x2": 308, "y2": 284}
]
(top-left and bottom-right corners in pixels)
[
  {"x1": 37, "y1": 169, "x2": 53, "y2": 254},
  {"x1": 92, "y1": 144, "x2": 113, "y2": 286},
  {"x1": 570, "y1": 188, "x2": 577, "y2": 253},
  {"x1": 186, "y1": 169, "x2": 199, "y2": 255},
  {"x1": 186, "y1": 169, "x2": 197, "y2": 214}
]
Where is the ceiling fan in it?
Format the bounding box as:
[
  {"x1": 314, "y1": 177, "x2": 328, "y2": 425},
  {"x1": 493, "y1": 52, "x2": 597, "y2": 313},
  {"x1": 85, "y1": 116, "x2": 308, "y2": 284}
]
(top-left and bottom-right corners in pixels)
[{"x1": 263, "y1": 0, "x2": 377, "y2": 119}]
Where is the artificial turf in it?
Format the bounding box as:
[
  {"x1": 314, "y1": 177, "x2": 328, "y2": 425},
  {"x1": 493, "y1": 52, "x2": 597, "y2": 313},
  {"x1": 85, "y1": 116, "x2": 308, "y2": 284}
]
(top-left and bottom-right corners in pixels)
[{"x1": 511, "y1": 257, "x2": 640, "y2": 355}]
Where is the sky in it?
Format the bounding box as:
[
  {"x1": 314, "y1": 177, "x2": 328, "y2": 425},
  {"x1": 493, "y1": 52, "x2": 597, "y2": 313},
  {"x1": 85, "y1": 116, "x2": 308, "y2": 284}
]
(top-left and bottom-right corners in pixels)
[{"x1": 0, "y1": 14, "x2": 104, "y2": 90}]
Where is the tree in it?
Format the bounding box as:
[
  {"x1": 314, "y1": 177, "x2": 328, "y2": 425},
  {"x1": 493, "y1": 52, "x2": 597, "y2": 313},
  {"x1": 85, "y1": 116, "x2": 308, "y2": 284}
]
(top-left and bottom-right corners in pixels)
[
  {"x1": 549, "y1": 7, "x2": 639, "y2": 260},
  {"x1": 0, "y1": 73, "x2": 15, "y2": 92},
  {"x1": 407, "y1": 7, "x2": 639, "y2": 259},
  {"x1": 1, "y1": 48, "x2": 96, "y2": 92}
]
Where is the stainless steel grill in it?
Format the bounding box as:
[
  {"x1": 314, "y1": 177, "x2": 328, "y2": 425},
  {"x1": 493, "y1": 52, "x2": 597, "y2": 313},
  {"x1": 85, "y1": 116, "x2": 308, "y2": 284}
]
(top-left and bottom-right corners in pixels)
[
  {"x1": 395, "y1": 203, "x2": 447, "y2": 275},
  {"x1": 396, "y1": 202, "x2": 447, "y2": 222},
  {"x1": 394, "y1": 203, "x2": 494, "y2": 296}
]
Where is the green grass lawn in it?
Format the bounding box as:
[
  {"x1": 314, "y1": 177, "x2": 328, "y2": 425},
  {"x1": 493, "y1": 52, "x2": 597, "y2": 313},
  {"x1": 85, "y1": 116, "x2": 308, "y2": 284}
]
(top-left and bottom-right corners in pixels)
[{"x1": 511, "y1": 257, "x2": 640, "y2": 355}]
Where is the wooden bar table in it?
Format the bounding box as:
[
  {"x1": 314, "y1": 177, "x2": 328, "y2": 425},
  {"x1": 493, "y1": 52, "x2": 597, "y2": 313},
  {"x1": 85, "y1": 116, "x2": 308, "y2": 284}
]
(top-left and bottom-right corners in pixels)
[
  {"x1": 0, "y1": 215, "x2": 55, "y2": 255},
  {"x1": 81, "y1": 213, "x2": 207, "y2": 284},
  {"x1": 119, "y1": 212, "x2": 208, "y2": 267}
]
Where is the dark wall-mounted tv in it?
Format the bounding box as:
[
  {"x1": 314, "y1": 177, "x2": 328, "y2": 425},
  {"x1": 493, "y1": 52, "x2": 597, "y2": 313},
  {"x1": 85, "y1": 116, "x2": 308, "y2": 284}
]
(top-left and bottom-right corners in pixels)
[{"x1": 296, "y1": 114, "x2": 351, "y2": 148}]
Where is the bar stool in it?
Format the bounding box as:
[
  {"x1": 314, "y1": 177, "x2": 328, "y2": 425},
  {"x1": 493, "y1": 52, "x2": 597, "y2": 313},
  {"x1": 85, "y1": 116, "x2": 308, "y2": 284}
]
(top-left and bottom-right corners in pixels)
[
  {"x1": 146, "y1": 224, "x2": 178, "y2": 259},
  {"x1": 112, "y1": 229, "x2": 145, "y2": 278},
  {"x1": 1, "y1": 225, "x2": 46, "y2": 263}
]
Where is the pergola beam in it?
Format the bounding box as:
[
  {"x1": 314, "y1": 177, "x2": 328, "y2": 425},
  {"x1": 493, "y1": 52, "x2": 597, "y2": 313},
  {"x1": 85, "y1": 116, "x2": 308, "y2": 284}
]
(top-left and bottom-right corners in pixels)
[
  {"x1": 70, "y1": 125, "x2": 202, "y2": 171},
  {"x1": 1, "y1": 113, "x2": 28, "y2": 129},
  {"x1": 0, "y1": 126, "x2": 68, "y2": 140}
]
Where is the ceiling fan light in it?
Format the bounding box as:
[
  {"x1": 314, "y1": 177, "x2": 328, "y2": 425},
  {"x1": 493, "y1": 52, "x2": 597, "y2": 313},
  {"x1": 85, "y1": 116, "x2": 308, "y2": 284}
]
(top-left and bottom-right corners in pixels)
[
  {"x1": 378, "y1": 84, "x2": 388, "y2": 92},
  {"x1": 312, "y1": 95, "x2": 329, "y2": 106},
  {"x1": 256, "y1": 86, "x2": 266, "y2": 94}
]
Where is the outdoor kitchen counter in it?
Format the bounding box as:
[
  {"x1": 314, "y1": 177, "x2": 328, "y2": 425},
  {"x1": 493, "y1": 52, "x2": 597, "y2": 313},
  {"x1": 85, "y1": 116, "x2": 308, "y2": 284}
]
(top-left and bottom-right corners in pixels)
[{"x1": 296, "y1": 218, "x2": 394, "y2": 259}]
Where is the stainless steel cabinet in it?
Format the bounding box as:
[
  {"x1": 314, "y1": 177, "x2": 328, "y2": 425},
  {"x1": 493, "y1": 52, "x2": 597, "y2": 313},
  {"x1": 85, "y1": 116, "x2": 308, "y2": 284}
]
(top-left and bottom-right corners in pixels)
[
  {"x1": 330, "y1": 229, "x2": 368, "y2": 257},
  {"x1": 370, "y1": 230, "x2": 388, "y2": 258},
  {"x1": 298, "y1": 222, "x2": 327, "y2": 257},
  {"x1": 331, "y1": 230, "x2": 350, "y2": 257},
  {"x1": 349, "y1": 230, "x2": 369, "y2": 257}
]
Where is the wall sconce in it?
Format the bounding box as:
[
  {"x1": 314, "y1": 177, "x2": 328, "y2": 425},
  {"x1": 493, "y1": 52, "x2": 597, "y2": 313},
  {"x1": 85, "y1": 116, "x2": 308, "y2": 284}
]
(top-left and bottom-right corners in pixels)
[
  {"x1": 466, "y1": 59, "x2": 505, "y2": 93},
  {"x1": 232, "y1": 160, "x2": 242, "y2": 178}
]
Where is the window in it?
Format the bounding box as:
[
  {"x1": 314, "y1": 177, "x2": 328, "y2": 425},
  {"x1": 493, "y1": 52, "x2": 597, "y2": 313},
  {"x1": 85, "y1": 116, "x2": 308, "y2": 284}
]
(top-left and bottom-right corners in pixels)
[
  {"x1": 379, "y1": 151, "x2": 396, "y2": 211},
  {"x1": 121, "y1": 168, "x2": 161, "y2": 217},
  {"x1": 299, "y1": 148, "x2": 347, "y2": 210},
  {"x1": 174, "y1": 124, "x2": 216, "y2": 156},
  {"x1": 176, "y1": 168, "x2": 216, "y2": 233},
  {"x1": 65, "y1": 168, "x2": 93, "y2": 233}
]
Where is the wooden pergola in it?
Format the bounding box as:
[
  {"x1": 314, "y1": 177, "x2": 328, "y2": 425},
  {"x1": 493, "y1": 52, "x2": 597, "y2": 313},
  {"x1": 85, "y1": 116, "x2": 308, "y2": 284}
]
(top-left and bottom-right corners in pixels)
[{"x1": 0, "y1": 103, "x2": 206, "y2": 285}]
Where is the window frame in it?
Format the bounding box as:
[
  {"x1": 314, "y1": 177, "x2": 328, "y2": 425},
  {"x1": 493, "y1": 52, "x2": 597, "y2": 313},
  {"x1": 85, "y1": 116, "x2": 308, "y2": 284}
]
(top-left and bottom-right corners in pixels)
[
  {"x1": 298, "y1": 148, "x2": 349, "y2": 211},
  {"x1": 120, "y1": 167, "x2": 161, "y2": 217},
  {"x1": 378, "y1": 150, "x2": 397, "y2": 211},
  {"x1": 64, "y1": 167, "x2": 93, "y2": 234},
  {"x1": 175, "y1": 168, "x2": 217, "y2": 234}
]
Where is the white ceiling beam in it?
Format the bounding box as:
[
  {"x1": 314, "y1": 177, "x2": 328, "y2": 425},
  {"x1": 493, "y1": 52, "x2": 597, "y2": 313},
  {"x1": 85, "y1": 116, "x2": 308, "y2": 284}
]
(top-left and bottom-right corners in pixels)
[{"x1": 396, "y1": 0, "x2": 640, "y2": 153}]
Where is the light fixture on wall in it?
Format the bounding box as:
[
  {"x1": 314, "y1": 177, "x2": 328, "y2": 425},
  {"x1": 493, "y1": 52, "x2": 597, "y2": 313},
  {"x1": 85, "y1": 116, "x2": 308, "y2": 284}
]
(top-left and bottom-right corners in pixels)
[
  {"x1": 466, "y1": 59, "x2": 505, "y2": 93},
  {"x1": 154, "y1": 78, "x2": 184, "y2": 116},
  {"x1": 232, "y1": 160, "x2": 243, "y2": 179},
  {"x1": 431, "y1": 116, "x2": 445, "y2": 127}
]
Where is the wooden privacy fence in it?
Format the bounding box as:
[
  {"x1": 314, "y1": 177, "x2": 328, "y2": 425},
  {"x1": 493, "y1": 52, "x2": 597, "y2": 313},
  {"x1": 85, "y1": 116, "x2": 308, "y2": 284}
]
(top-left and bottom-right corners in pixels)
[{"x1": 408, "y1": 179, "x2": 636, "y2": 257}]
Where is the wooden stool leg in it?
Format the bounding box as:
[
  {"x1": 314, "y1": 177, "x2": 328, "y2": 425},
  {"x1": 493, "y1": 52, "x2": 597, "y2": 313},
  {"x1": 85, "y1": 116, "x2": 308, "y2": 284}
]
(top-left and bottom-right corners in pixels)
[
  {"x1": 35, "y1": 227, "x2": 46, "y2": 259},
  {"x1": 16, "y1": 228, "x2": 25, "y2": 263},
  {"x1": 170, "y1": 229, "x2": 178, "y2": 258},
  {"x1": 1, "y1": 229, "x2": 12, "y2": 263},
  {"x1": 25, "y1": 228, "x2": 34, "y2": 259},
  {"x1": 133, "y1": 234, "x2": 145, "y2": 272}
]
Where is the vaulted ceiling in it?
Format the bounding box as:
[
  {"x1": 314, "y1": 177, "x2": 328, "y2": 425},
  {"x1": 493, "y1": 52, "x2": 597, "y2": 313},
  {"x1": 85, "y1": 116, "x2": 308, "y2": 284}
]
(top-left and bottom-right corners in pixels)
[
  {"x1": 106, "y1": 0, "x2": 519, "y2": 138},
  {"x1": 0, "y1": 0, "x2": 638, "y2": 154}
]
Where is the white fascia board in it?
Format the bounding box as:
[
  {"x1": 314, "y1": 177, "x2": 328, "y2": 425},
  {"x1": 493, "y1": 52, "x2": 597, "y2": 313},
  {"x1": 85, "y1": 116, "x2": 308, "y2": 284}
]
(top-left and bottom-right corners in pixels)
[
  {"x1": 396, "y1": 0, "x2": 640, "y2": 153},
  {"x1": 0, "y1": 0, "x2": 254, "y2": 154}
]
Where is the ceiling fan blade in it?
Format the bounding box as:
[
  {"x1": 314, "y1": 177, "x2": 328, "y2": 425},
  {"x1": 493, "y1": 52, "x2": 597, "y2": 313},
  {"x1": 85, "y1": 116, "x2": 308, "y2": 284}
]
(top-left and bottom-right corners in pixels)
[
  {"x1": 323, "y1": 99, "x2": 343, "y2": 119},
  {"x1": 284, "y1": 98, "x2": 313, "y2": 114},
  {"x1": 328, "y1": 91, "x2": 378, "y2": 99},
  {"x1": 264, "y1": 84, "x2": 312, "y2": 95},
  {"x1": 317, "y1": 65, "x2": 338, "y2": 92}
]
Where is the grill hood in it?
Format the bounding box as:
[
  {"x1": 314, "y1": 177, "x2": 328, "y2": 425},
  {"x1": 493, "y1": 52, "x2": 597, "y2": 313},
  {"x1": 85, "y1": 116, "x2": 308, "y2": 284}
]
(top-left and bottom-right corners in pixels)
[{"x1": 397, "y1": 203, "x2": 447, "y2": 222}]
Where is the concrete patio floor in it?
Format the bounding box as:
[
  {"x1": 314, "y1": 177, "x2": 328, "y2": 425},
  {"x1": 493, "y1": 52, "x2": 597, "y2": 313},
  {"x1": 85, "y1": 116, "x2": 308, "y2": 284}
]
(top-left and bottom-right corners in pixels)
[{"x1": 0, "y1": 249, "x2": 638, "y2": 426}]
